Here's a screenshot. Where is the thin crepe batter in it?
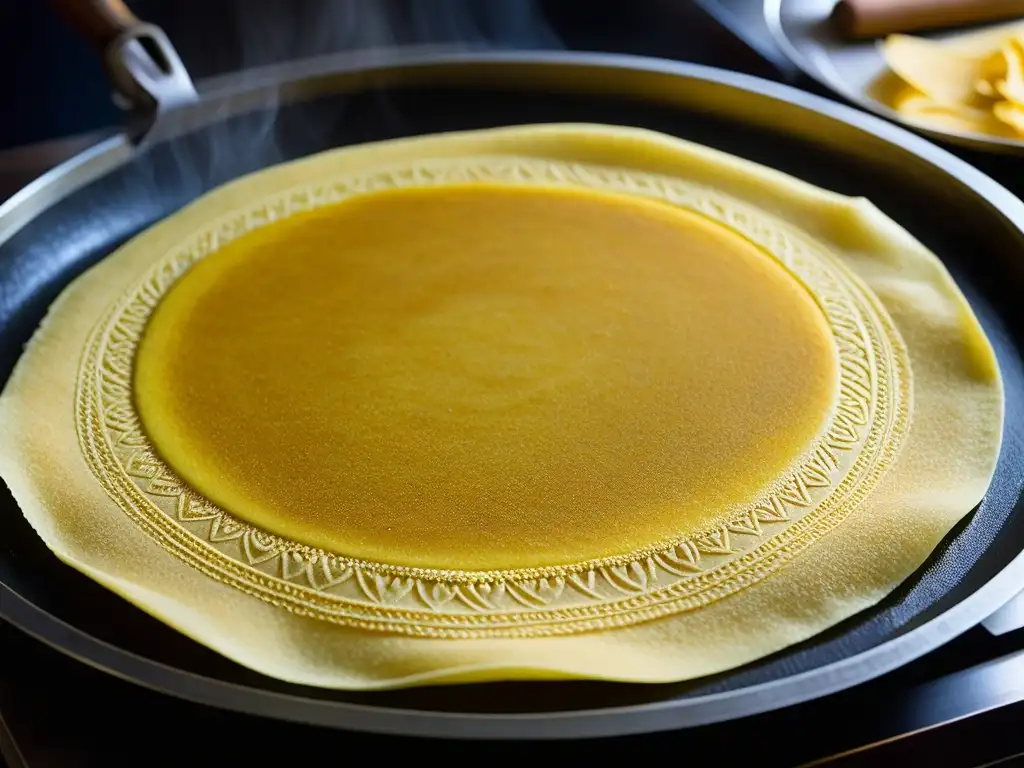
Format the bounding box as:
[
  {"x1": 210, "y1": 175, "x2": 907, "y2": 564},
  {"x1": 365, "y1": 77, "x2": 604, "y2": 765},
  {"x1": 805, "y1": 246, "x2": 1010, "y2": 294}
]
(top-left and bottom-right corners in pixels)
[
  {"x1": 0, "y1": 124, "x2": 1003, "y2": 689},
  {"x1": 134, "y1": 185, "x2": 837, "y2": 570}
]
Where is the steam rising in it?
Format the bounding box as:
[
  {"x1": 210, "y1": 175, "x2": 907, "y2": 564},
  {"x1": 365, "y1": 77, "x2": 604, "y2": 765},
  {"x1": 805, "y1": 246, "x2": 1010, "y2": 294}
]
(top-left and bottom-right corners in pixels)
[
  {"x1": 232, "y1": 0, "x2": 562, "y2": 66},
  {"x1": 128, "y1": 0, "x2": 562, "y2": 211}
]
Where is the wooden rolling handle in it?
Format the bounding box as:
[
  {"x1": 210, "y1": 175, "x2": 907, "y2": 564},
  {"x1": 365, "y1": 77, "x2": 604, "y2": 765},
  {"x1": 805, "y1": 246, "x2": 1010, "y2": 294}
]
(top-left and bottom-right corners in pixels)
[
  {"x1": 49, "y1": 0, "x2": 143, "y2": 50},
  {"x1": 833, "y1": 0, "x2": 1024, "y2": 39}
]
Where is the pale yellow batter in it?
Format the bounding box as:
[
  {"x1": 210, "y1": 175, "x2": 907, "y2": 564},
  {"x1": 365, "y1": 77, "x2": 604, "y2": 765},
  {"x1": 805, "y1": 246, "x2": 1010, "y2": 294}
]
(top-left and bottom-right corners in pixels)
[
  {"x1": 0, "y1": 124, "x2": 1002, "y2": 689},
  {"x1": 135, "y1": 185, "x2": 836, "y2": 570}
]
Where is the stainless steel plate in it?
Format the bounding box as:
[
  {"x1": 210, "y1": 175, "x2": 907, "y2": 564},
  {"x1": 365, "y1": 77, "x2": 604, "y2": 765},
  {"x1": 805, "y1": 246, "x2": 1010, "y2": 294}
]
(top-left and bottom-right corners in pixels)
[{"x1": 765, "y1": 0, "x2": 1024, "y2": 153}]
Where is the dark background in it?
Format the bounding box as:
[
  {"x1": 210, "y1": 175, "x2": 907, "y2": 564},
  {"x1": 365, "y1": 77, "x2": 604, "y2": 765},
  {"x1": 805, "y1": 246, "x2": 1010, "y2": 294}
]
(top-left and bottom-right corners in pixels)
[{"x1": 0, "y1": 0, "x2": 746, "y2": 150}]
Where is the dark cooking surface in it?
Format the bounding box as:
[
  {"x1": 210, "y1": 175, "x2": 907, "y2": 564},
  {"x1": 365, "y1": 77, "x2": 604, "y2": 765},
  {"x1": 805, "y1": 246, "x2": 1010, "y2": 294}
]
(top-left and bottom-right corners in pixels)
[
  {"x1": 3, "y1": 82, "x2": 1024, "y2": 705},
  {"x1": 5, "y1": 2, "x2": 1024, "y2": 765},
  {"x1": 4, "y1": 617, "x2": 1024, "y2": 766}
]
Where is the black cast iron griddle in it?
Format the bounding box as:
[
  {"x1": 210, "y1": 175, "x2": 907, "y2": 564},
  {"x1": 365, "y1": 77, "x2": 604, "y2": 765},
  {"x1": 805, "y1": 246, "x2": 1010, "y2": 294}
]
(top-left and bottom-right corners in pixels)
[{"x1": 1, "y1": 5, "x2": 1024, "y2": 741}]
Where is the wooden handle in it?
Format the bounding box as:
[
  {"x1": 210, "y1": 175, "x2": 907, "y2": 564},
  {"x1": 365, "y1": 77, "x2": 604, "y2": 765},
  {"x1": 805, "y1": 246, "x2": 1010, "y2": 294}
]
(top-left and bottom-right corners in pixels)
[
  {"x1": 832, "y1": 0, "x2": 1024, "y2": 39},
  {"x1": 49, "y1": 0, "x2": 142, "y2": 50}
]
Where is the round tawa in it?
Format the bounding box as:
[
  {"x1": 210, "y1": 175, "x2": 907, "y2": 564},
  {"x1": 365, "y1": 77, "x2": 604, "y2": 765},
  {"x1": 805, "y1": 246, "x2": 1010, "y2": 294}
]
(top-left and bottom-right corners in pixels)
[
  {"x1": 0, "y1": 122, "x2": 1001, "y2": 691},
  {"x1": 0, "y1": 57, "x2": 1020, "y2": 739}
]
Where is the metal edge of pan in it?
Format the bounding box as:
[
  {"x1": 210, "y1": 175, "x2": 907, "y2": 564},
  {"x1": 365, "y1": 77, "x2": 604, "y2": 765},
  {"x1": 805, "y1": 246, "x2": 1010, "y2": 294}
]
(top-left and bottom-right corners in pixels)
[{"x1": 1, "y1": 50, "x2": 1023, "y2": 740}]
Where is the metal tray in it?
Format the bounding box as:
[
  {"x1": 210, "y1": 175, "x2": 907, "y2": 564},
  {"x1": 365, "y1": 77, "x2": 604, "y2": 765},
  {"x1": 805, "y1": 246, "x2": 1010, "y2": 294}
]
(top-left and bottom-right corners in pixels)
[{"x1": 765, "y1": 0, "x2": 1024, "y2": 153}]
